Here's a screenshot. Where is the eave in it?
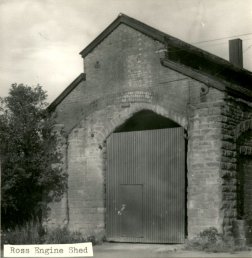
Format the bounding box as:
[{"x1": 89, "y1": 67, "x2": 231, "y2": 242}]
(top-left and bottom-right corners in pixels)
[{"x1": 161, "y1": 59, "x2": 252, "y2": 100}]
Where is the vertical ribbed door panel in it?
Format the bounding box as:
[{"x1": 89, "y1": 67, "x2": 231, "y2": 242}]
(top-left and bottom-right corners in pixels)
[{"x1": 106, "y1": 127, "x2": 185, "y2": 243}]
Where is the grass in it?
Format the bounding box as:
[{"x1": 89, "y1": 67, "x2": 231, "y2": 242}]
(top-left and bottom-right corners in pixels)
[
  {"x1": 1, "y1": 221, "x2": 44, "y2": 245},
  {"x1": 1, "y1": 221, "x2": 96, "y2": 246},
  {"x1": 44, "y1": 227, "x2": 97, "y2": 244}
]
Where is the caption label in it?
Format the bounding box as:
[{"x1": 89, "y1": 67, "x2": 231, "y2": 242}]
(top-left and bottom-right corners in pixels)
[{"x1": 4, "y1": 243, "x2": 93, "y2": 257}]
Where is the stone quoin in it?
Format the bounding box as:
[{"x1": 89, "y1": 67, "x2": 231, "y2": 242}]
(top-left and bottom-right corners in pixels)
[{"x1": 47, "y1": 14, "x2": 252, "y2": 244}]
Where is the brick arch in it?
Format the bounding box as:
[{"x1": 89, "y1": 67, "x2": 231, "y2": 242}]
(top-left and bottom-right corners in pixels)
[
  {"x1": 234, "y1": 119, "x2": 252, "y2": 140},
  {"x1": 93, "y1": 102, "x2": 188, "y2": 144},
  {"x1": 68, "y1": 89, "x2": 188, "y2": 138},
  {"x1": 96, "y1": 102, "x2": 188, "y2": 242},
  {"x1": 64, "y1": 99, "x2": 188, "y2": 238}
]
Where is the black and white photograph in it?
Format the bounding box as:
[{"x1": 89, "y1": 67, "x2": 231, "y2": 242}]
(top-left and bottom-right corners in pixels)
[{"x1": 1, "y1": 0, "x2": 252, "y2": 257}]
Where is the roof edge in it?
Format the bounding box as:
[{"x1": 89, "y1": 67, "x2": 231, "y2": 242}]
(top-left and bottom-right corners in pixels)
[
  {"x1": 47, "y1": 73, "x2": 86, "y2": 112},
  {"x1": 79, "y1": 14, "x2": 252, "y2": 75}
]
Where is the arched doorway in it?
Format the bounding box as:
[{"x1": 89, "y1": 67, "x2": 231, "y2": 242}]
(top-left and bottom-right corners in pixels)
[
  {"x1": 105, "y1": 110, "x2": 187, "y2": 243},
  {"x1": 237, "y1": 129, "x2": 252, "y2": 245}
]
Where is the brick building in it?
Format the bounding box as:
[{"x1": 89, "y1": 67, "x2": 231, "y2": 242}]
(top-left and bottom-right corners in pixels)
[{"x1": 47, "y1": 14, "x2": 252, "y2": 244}]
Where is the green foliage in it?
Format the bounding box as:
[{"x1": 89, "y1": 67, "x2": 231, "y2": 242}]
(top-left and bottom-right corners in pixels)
[
  {"x1": 185, "y1": 227, "x2": 250, "y2": 253},
  {"x1": 0, "y1": 84, "x2": 68, "y2": 228}
]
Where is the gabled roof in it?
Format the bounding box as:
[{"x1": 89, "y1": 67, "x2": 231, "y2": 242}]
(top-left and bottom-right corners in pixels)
[
  {"x1": 80, "y1": 13, "x2": 218, "y2": 58},
  {"x1": 79, "y1": 13, "x2": 252, "y2": 99}
]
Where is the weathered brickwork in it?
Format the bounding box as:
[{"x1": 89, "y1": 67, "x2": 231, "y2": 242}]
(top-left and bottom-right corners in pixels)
[
  {"x1": 46, "y1": 124, "x2": 68, "y2": 228},
  {"x1": 64, "y1": 102, "x2": 189, "y2": 238},
  {"x1": 236, "y1": 120, "x2": 252, "y2": 244},
  {"x1": 48, "y1": 21, "x2": 252, "y2": 242},
  {"x1": 55, "y1": 24, "x2": 188, "y2": 133}
]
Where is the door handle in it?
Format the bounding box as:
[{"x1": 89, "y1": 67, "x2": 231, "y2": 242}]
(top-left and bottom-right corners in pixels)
[{"x1": 117, "y1": 204, "x2": 126, "y2": 215}]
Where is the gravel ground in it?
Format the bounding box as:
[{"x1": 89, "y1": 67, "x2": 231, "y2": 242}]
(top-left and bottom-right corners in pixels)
[{"x1": 2, "y1": 242, "x2": 252, "y2": 258}]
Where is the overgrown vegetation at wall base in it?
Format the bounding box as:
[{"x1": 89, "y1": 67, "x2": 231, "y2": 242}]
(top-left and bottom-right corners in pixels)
[
  {"x1": 44, "y1": 227, "x2": 97, "y2": 245},
  {"x1": 0, "y1": 84, "x2": 68, "y2": 228},
  {"x1": 185, "y1": 227, "x2": 250, "y2": 253},
  {"x1": 1, "y1": 220, "x2": 45, "y2": 245},
  {"x1": 1, "y1": 222, "x2": 96, "y2": 246}
]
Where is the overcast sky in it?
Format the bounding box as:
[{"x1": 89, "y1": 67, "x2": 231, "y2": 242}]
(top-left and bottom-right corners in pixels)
[{"x1": 1, "y1": 0, "x2": 252, "y2": 103}]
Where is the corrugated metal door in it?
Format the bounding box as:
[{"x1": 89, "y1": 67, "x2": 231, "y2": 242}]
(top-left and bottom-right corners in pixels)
[{"x1": 106, "y1": 127, "x2": 185, "y2": 243}]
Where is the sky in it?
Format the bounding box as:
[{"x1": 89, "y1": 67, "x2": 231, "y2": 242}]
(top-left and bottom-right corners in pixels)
[{"x1": 0, "y1": 0, "x2": 252, "y2": 103}]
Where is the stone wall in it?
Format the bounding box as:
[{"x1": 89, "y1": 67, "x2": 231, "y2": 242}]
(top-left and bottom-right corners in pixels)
[
  {"x1": 235, "y1": 118, "x2": 252, "y2": 244},
  {"x1": 220, "y1": 97, "x2": 252, "y2": 238},
  {"x1": 187, "y1": 87, "x2": 226, "y2": 237}
]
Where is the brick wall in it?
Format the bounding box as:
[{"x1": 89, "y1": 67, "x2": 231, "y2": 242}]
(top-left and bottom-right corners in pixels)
[
  {"x1": 46, "y1": 124, "x2": 68, "y2": 228},
  {"x1": 65, "y1": 102, "x2": 188, "y2": 238},
  {"x1": 54, "y1": 24, "x2": 189, "y2": 132},
  {"x1": 48, "y1": 23, "x2": 252, "y2": 241}
]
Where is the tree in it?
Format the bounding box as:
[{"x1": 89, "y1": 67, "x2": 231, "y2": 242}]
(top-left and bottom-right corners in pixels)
[{"x1": 0, "y1": 84, "x2": 67, "y2": 228}]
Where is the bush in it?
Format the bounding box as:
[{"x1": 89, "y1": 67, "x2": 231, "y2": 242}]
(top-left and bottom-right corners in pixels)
[{"x1": 185, "y1": 227, "x2": 250, "y2": 253}]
